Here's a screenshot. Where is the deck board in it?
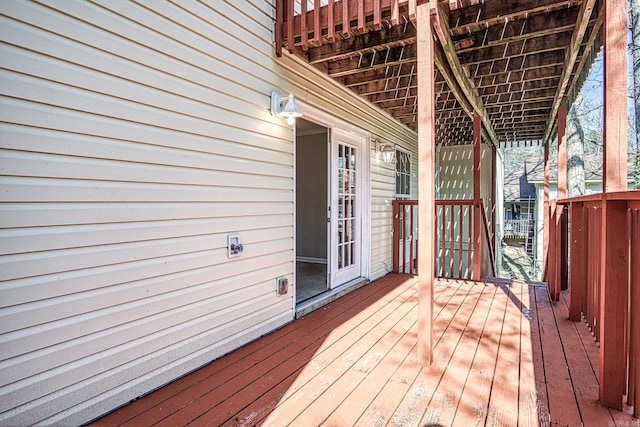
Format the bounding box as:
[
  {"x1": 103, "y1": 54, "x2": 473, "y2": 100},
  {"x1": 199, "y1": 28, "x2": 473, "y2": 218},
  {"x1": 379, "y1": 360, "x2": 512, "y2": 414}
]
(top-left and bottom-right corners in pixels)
[
  {"x1": 449, "y1": 283, "x2": 504, "y2": 426},
  {"x1": 536, "y1": 285, "x2": 583, "y2": 427},
  {"x1": 485, "y1": 283, "x2": 521, "y2": 426},
  {"x1": 91, "y1": 274, "x2": 640, "y2": 427},
  {"x1": 517, "y1": 281, "x2": 538, "y2": 427}
]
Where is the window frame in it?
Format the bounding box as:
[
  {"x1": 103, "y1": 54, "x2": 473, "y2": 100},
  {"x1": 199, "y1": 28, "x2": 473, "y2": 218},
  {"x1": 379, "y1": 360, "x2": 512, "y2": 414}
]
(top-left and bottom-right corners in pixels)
[{"x1": 395, "y1": 147, "x2": 412, "y2": 199}]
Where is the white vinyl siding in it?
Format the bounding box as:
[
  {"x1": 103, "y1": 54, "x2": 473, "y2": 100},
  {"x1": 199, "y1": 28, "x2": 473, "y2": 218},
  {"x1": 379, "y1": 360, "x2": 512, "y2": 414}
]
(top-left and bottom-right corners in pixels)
[
  {"x1": 437, "y1": 144, "x2": 494, "y2": 203},
  {"x1": 0, "y1": 1, "x2": 417, "y2": 425}
]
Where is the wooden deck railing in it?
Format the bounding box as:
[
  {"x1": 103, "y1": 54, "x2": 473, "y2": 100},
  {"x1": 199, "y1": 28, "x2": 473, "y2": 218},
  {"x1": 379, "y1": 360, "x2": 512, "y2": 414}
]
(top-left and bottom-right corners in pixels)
[
  {"x1": 552, "y1": 191, "x2": 639, "y2": 414},
  {"x1": 392, "y1": 199, "x2": 495, "y2": 279},
  {"x1": 479, "y1": 200, "x2": 496, "y2": 278},
  {"x1": 392, "y1": 199, "x2": 418, "y2": 274},
  {"x1": 275, "y1": 1, "x2": 416, "y2": 56}
]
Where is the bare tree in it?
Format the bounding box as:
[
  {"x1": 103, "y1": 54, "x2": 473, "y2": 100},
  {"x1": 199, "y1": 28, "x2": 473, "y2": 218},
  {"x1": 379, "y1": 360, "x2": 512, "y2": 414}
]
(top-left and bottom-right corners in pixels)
[{"x1": 567, "y1": 93, "x2": 586, "y2": 196}]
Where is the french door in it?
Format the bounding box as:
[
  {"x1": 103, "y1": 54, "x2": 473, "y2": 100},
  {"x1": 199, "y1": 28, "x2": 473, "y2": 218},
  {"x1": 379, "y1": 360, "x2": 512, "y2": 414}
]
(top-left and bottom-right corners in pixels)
[{"x1": 330, "y1": 131, "x2": 363, "y2": 286}]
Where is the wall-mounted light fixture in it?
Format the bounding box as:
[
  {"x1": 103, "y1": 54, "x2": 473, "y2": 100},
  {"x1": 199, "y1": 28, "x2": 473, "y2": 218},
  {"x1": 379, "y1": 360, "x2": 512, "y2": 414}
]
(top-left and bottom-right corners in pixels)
[
  {"x1": 270, "y1": 92, "x2": 303, "y2": 125},
  {"x1": 375, "y1": 139, "x2": 395, "y2": 164}
]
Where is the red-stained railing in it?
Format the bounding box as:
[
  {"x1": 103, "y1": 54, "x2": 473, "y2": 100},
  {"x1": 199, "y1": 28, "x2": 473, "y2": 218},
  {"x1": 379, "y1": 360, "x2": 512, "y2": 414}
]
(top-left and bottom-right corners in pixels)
[
  {"x1": 553, "y1": 191, "x2": 640, "y2": 414},
  {"x1": 275, "y1": 1, "x2": 416, "y2": 57},
  {"x1": 392, "y1": 199, "x2": 418, "y2": 274},
  {"x1": 479, "y1": 200, "x2": 496, "y2": 278},
  {"x1": 392, "y1": 199, "x2": 495, "y2": 279}
]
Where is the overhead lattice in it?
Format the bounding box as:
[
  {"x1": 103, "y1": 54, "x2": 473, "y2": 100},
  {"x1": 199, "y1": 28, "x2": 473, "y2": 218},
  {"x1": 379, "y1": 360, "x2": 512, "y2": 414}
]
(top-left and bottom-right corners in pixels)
[{"x1": 276, "y1": 0, "x2": 602, "y2": 147}]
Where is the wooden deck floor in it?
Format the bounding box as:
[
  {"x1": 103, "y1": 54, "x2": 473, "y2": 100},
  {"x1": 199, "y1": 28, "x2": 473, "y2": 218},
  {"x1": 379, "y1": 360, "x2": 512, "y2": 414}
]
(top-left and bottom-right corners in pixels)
[{"x1": 92, "y1": 274, "x2": 639, "y2": 427}]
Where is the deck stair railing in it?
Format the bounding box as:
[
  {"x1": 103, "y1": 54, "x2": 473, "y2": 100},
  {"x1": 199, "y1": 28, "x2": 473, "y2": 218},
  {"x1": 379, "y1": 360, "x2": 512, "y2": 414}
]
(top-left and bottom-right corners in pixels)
[
  {"x1": 551, "y1": 191, "x2": 639, "y2": 415},
  {"x1": 392, "y1": 199, "x2": 495, "y2": 279}
]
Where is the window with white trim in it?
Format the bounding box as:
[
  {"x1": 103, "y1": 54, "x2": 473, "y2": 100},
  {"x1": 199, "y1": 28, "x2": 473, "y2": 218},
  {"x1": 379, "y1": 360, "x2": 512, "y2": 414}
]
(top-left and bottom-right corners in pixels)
[{"x1": 395, "y1": 148, "x2": 411, "y2": 198}]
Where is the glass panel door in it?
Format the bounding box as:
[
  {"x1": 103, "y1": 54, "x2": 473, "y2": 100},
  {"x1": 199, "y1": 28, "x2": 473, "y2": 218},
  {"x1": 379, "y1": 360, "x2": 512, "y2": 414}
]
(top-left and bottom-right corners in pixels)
[{"x1": 331, "y1": 131, "x2": 361, "y2": 286}]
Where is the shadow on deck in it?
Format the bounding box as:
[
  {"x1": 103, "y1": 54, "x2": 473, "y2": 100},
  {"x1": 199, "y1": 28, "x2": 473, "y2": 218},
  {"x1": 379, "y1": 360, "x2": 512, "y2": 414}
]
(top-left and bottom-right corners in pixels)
[{"x1": 91, "y1": 274, "x2": 639, "y2": 426}]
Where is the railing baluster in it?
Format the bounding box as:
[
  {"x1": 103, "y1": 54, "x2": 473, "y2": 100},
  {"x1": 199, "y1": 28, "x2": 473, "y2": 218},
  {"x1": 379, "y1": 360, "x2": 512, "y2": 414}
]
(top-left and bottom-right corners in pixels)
[
  {"x1": 409, "y1": 204, "x2": 415, "y2": 274},
  {"x1": 467, "y1": 204, "x2": 472, "y2": 280},
  {"x1": 458, "y1": 204, "x2": 463, "y2": 278},
  {"x1": 441, "y1": 204, "x2": 446, "y2": 277},
  {"x1": 449, "y1": 204, "x2": 455, "y2": 276},
  {"x1": 342, "y1": 0, "x2": 351, "y2": 37},
  {"x1": 300, "y1": 0, "x2": 308, "y2": 50},
  {"x1": 287, "y1": 0, "x2": 294, "y2": 54},
  {"x1": 392, "y1": 200, "x2": 399, "y2": 273},
  {"x1": 630, "y1": 207, "x2": 640, "y2": 415},
  {"x1": 275, "y1": 0, "x2": 283, "y2": 57},
  {"x1": 313, "y1": 0, "x2": 321, "y2": 46}
]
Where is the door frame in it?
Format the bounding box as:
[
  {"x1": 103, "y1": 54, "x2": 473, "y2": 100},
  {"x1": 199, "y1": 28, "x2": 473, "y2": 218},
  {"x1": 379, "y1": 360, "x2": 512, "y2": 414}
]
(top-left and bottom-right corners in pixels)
[
  {"x1": 330, "y1": 129, "x2": 366, "y2": 287},
  {"x1": 293, "y1": 101, "x2": 371, "y2": 301}
]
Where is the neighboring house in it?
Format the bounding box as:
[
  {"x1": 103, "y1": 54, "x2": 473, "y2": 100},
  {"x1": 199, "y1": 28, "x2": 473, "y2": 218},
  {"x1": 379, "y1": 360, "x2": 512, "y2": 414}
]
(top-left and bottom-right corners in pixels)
[
  {"x1": 526, "y1": 152, "x2": 636, "y2": 279},
  {"x1": 0, "y1": 3, "x2": 430, "y2": 425},
  {"x1": 502, "y1": 168, "x2": 536, "y2": 253}
]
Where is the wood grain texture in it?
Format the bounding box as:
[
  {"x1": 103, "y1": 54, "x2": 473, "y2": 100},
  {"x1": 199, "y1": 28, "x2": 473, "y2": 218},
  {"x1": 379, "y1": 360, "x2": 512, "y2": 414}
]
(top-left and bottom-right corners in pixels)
[{"x1": 90, "y1": 276, "x2": 639, "y2": 427}]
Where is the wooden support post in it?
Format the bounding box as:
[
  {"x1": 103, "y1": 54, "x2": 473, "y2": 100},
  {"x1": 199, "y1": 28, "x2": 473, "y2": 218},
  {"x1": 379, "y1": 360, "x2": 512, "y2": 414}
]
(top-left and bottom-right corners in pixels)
[
  {"x1": 599, "y1": 0, "x2": 629, "y2": 410},
  {"x1": 630, "y1": 208, "x2": 640, "y2": 416},
  {"x1": 548, "y1": 201, "x2": 558, "y2": 300},
  {"x1": 560, "y1": 206, "x2": 569, "y2": 291},
  {"x1": 603, "y1": 1, "x2": 629, "y2": 193},
  {"x1": 568, "y1": 202, "x2": 587, "y2": 321},
  {"x1": 599, "y1": 200, "x2": 629, "y2": 410},
  {"x1": 392, "y1": 201, "x2": 400, "y2": 273},
  {"x1": 491, "y1": 146, "x2": 497, "y2": 245},
  {"x1": 554, "y1": 205, "x2": 564, "y2": 301},
  {"x1": 557, "y1": 105, "x2": 569, "y2": 291},
  {"x1": 543, "y1": 143, "x2": 550, "y2": 280},
  {"x1": 473, "y1": 114, "x2": 482, "y2": 281},
  {"x1": 416, "y1": 1, "x2": 434, "y2": 366}
]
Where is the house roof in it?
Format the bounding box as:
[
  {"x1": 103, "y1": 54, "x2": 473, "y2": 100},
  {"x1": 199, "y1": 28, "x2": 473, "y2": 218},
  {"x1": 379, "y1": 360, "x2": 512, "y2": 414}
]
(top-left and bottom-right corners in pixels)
[
  {"x1": 525, "y1": 152, "x2": 636, "y2": 183},
  {"x1": 277, "y1": 1, "x2": 603, "y2": 147},
  {"x1": 503, "y1": 168, "x2": 536, "y2": 202}
]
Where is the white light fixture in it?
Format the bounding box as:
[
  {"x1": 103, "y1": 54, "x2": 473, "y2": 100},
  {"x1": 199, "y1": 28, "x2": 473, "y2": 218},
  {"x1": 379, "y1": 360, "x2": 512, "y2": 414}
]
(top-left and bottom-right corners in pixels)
[
  {"x1": 375, "y1": 139, "x2": 395, "y2": 164},
  {"x1": 271, "y1": 92, "x2": 303, "y2": 125}
]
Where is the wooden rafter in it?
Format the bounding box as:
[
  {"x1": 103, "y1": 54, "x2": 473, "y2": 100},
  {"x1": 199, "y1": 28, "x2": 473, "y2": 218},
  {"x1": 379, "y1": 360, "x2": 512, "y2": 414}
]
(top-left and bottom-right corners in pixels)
[
  {"x1": 430, "y1": 0, "x2": 498, "y2": 146},
  {"x1": 275, "y1": 0, "x2": 604, "y2": 144},
  {"x1": 448, "y1": 0, "x2": 582, "y2": 35},
  {"x1": 453, "y1": 8, "x2": 580, "y2": 54}
]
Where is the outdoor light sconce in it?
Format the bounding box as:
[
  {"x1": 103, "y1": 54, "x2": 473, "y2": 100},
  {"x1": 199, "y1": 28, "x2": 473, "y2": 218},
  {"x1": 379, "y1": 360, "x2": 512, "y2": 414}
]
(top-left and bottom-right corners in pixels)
[
  {"x1": 375, "y1": 139, "x2": 396, "y2": 164},
  {"x1": 270, "y1": 91, "x2": 302, "y2": 125}
]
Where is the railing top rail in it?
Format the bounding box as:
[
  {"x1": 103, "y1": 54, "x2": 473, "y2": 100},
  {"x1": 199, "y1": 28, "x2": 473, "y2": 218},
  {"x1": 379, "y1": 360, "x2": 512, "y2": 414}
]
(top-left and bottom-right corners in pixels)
[
  {"x1": 392, "y1": 199, "x2": 476, "y2": 207},
  {"x1": 604, "y1": 190, "x2": 640, "y2": 201},
  {"x1": 392, "y1": 199, "x2": 418, "y2": 206},
  {"x1": 435, "y1": 199, "x2": 475, "y2": 206},
  {"x1": 558, "y1": 190, "x2": 640, "y2": 205}
]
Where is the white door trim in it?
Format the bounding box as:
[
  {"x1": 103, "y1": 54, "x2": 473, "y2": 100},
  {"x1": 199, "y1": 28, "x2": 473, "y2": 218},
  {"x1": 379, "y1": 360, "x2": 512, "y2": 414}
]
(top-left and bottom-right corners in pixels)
[{"x1": 294, "y1": 101, "x2": 371, "y2": 287}]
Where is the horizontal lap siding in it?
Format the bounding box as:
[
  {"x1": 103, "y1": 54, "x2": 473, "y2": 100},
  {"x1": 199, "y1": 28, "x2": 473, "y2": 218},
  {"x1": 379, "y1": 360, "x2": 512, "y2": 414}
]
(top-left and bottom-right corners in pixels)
[
  {"x1": 0, "y1": 1, "x2": 294, "y2": 425},
  {"x1": 0, "y1": 0, "x2": 417, "y2": 425}
]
